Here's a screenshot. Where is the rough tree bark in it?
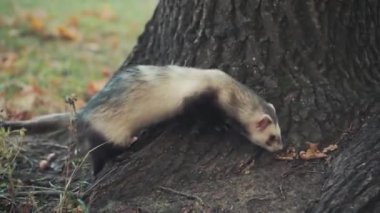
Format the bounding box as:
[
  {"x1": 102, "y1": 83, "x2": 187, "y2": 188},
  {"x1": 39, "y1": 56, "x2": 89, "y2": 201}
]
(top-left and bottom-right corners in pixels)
[{"x1": 85, "y1": 0, "x2": 380, "y2": 212}]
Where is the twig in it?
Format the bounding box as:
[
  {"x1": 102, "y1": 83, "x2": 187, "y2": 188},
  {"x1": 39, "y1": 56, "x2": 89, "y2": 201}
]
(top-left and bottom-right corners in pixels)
[
  {"x1": 278, "y1": 184, "x2": 286, "y2": 200},
  {"x1": 16, "y1": 190, "x2": 62, "y2": 196},
  {"x1": 81, "y1": 167, "x2": 118, "y2": 197},
  {"x1": 18, "y1": 185, "x2": 64, "y2": 190},
  {"x1": 29, "y1": 142, "x2": 69, "y2": 149},
  {"x1": 158, "y1": 186, "x2": 205, "y2": 206},
  {"x1": 304, "y1": 170, "x2": 326, "y2": 174},
  {"x1": 0, "y1": 195, "x2": 16, "y2": 204},
  {"x1": 249, "y1": 195, "x2": 276, "y2": 201},
  {"x1": 58, "y1": 141, "x2": 108, "y2": 211}
]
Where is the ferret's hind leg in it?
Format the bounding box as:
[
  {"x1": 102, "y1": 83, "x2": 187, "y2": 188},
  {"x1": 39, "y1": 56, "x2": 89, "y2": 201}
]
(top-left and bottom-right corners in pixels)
[
  {"x1": 84, "y1": 129, "x2": 125, "y2": 175},
  {"x1": 83, "y1": 132, "x2": 138, "y2": 175}
]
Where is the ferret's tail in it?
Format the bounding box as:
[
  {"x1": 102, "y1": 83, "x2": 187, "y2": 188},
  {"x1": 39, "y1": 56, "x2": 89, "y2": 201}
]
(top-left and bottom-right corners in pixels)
[{"x1": 0, "y1": 113, "x2": 72, "y2": 134}]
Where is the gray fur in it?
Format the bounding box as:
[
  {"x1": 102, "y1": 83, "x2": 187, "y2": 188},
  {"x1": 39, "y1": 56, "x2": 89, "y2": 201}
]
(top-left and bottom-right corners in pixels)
[
  {"x1": 262, "y1": 101, "x2": 278, "y2": 124},
  {"x1": 2, "y1": 65, "x2": 283, "y2": 174}
]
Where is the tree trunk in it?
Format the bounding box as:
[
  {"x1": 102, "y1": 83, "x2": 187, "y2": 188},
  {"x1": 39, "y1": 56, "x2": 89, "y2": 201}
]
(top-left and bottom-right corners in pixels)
[{"x1": 86, "y1": 0, "x2": 380, "y2": 212}]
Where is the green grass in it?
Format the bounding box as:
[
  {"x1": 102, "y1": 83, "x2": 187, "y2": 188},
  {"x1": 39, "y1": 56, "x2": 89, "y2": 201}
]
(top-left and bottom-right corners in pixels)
[
  {"x1": 0, "y1": 128, "x2": 25, "y2": 212},
  {"x1": 0, "y1": 0, "x2": 156, "y2": 115}
]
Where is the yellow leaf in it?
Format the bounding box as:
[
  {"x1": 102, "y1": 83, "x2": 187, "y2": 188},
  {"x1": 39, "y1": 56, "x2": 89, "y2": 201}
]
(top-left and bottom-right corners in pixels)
[
  {"x1": 57, "y1": 25, "x2": 80, "y2": 41},
  {"x1": 26, "y1": 13, "x2": 46, "y2": 33},
  {"x1": 100, "y1": 4, "x2": 117, "y2": 21}
]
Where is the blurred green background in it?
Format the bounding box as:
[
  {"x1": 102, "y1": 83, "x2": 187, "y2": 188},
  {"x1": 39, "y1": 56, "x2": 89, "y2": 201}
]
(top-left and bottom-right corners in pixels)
[{"x1": 0, "y1": 0, "x2": 157, "y2": 117}]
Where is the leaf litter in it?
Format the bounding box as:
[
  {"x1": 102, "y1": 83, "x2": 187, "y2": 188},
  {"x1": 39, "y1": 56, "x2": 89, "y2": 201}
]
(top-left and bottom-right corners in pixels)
[{"x1": 0, "y1": 1, "x2": 156, "y2": 211}]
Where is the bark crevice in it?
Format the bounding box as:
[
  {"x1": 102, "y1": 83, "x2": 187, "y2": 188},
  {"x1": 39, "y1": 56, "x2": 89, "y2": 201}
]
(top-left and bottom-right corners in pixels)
[{"x1": 84, "y1": 0, "x2": 380, "y2": 211}]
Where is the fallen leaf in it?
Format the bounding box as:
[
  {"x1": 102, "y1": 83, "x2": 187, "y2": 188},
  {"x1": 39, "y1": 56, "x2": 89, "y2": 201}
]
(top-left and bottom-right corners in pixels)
[
  {"x1": 75, "y1": 98, "x2": 86, "y2": 109},
  {"x1": 102, "y1": 68, "x2": 112, "y2": 77},
  {"x1": 106, "y1": 34, "x2": 120, "y2": 49},
  {"x1": 0, "y1": 108, "x2": 8, "y2": 120},
  {"x1": 7, "y1": 110, "x2": 33, "y2": 121},
  {"x1": 71, "y1": 207, "x2": 84, "y2": 213},
  {"x1": 82, "y1": 10, "x2": 98, "y2": 17},
  {"x1": 84, "y1": 42, "x2": 100, "y2": 52},
  {"x1": 276, "y1": 147, "x2": 298, "y2": 160},
  {"x1": 99, "y1": 4, "x2": 117, "y2": 21},
  {"x1": 86, "y1": 80, "x2": 107, "y2": 97},
  {"x1": 57, "y1": 25, "x2": 81, "y2": 41},
  {"x1": 299, "y1": 142, "x2": 328, "y2": 160},
  {"x1": 81, "y1": 4, "x2": 117, "y2": 21},
  {"x1": 11, "y1": 86, "x2": 38, "y2": 112},
  {"x1": 4, "y1": 82, "x2": 48, "y2": 119},
  {"x1": 25, "y1": 13, "x2": 46, "y2": 33},
  {"x1": 19, "y1": 202, "x2": 35, "y2": 213},
  {"x1": 0, "y1": 15, "x2": 4, "y2": 26},
  {"x1": 67, "y1": 16, "x2": 80, "y2": 27},
  {"x1": 322, "y1": 144, "x2": 338, "y2": 153},
  {"x1": 0, "y1": 52, "x2": 18, "y2": 70},
  {"x1": 299, "y1": 150, "x2": 327, "y2": 160},
  {"x1": 31, "y1": 82, "x2": 44, "y2": 95}
]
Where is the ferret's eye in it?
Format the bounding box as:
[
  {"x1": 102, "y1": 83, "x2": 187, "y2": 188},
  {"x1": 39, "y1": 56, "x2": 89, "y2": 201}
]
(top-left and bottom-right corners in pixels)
[{"x1": 269, "y1": 135, "x2": 276, "y2": 141}]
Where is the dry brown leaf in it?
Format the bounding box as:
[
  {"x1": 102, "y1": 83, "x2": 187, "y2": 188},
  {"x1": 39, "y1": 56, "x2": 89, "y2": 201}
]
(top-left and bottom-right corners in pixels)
[
  {"x1": 11, "y1": 87, "x2": 38, "y2": 112},
  {"x1": 84, "y1": 42, "x2": 100, "y2": 52},
  {"x1": 307, "y1": 142, "x2": 319, "y2": 152},
  {"x1": 0, "y1": 108, "x2": 8, "y2": 120},
  {"x1": 7, "y1": 110, "x2": 33, "y2": 121},
  {"x1": 71, "y1": 207, "x2": 84, "y2": 213},
  {"x1": 18, "y1": 202, "x2": 35, "y2": 213},
  {"x1": 101, "y1": 68, "x2": 112, "y2": 77},
  {"x1": 82, "y1": 10, "x2": 98, "y2": 17},
  {"x1": 75, "y1": 98, "x2": 86, "y2": 109},
  {"x1": 0, "y1": 15, "x2": 4, "y2": 27},
  {"x1": 57, "y1": 25, "x2": 81, "y2": 41},
  {"x1": 31, "y1": 82, "x2": 44, "y2": 95},
  {"x1": 106, "y1": 34, "x2": 120, "y2": 49},
  {"x1": 299, "y1": 143, "x2": 328, "y2": 160},
  {"x1": 276, "y1": 147, "x2": 298, "y2": 161},
  {"x1": 67, "y1": 16, "x2": 80, "y2": 27},
  {"x1": 322, "y1": 144, "x2": 338, "y2": 153},
  {"x1": 86, "y1": 80, "x2": 107, "y2": 97},
  {"x1": 26, "y1": 13, "x2": 46, "y2": 33},
  {"x1": 5, "y1": 83, "x2": 47, "y2": 119},
  {"x1": 0, "y1": 52, "x2": 18, "y2": 70},
  {"x1": 99, "y1": 4, "x2": 117, "y2": 21},
  {"x1": 81, "y1": 4, "x2": 117, "y2": 21}
]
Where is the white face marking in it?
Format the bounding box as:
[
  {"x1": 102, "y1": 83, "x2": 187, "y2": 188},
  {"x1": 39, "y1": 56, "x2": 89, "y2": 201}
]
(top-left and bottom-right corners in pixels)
[{"x1": 247, "y1": 113, "x2": 283, "y2": 152}]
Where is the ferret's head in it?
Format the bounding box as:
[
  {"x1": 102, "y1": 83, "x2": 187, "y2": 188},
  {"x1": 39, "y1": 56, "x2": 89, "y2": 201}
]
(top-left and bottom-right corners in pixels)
[{"x1": 245, "y1": 103, "x2": 283, "y2": 152}]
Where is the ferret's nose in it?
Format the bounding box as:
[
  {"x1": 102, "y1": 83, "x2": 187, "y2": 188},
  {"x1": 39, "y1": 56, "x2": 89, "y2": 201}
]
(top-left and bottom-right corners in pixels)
[{"x1": 274, "y1": 138, "x2": 284, "y2": 152}]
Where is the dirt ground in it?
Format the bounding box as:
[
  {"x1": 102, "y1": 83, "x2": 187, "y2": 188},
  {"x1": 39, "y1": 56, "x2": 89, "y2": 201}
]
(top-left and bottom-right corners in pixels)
[
  {"x1": 2, "y1": 125, "x2": 329, "y2": 212},
  {"x1": 1, "y1": 129, "x2": 94, "y2": 212}
]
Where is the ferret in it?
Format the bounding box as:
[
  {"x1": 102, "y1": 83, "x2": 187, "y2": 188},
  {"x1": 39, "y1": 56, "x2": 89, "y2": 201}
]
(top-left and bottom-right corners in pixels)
[{"x1": 1, "y1": 65, "x2": 283, "y2": 174}]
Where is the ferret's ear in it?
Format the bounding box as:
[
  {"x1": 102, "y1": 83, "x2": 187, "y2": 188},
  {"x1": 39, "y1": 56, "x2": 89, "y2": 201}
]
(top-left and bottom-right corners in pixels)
[
  {"x1": 268, "y1": 103, "x2": 276, "y2": 112},
  {"x1": 256, "y1": 114, "x2": 272, "y2": 131}
]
